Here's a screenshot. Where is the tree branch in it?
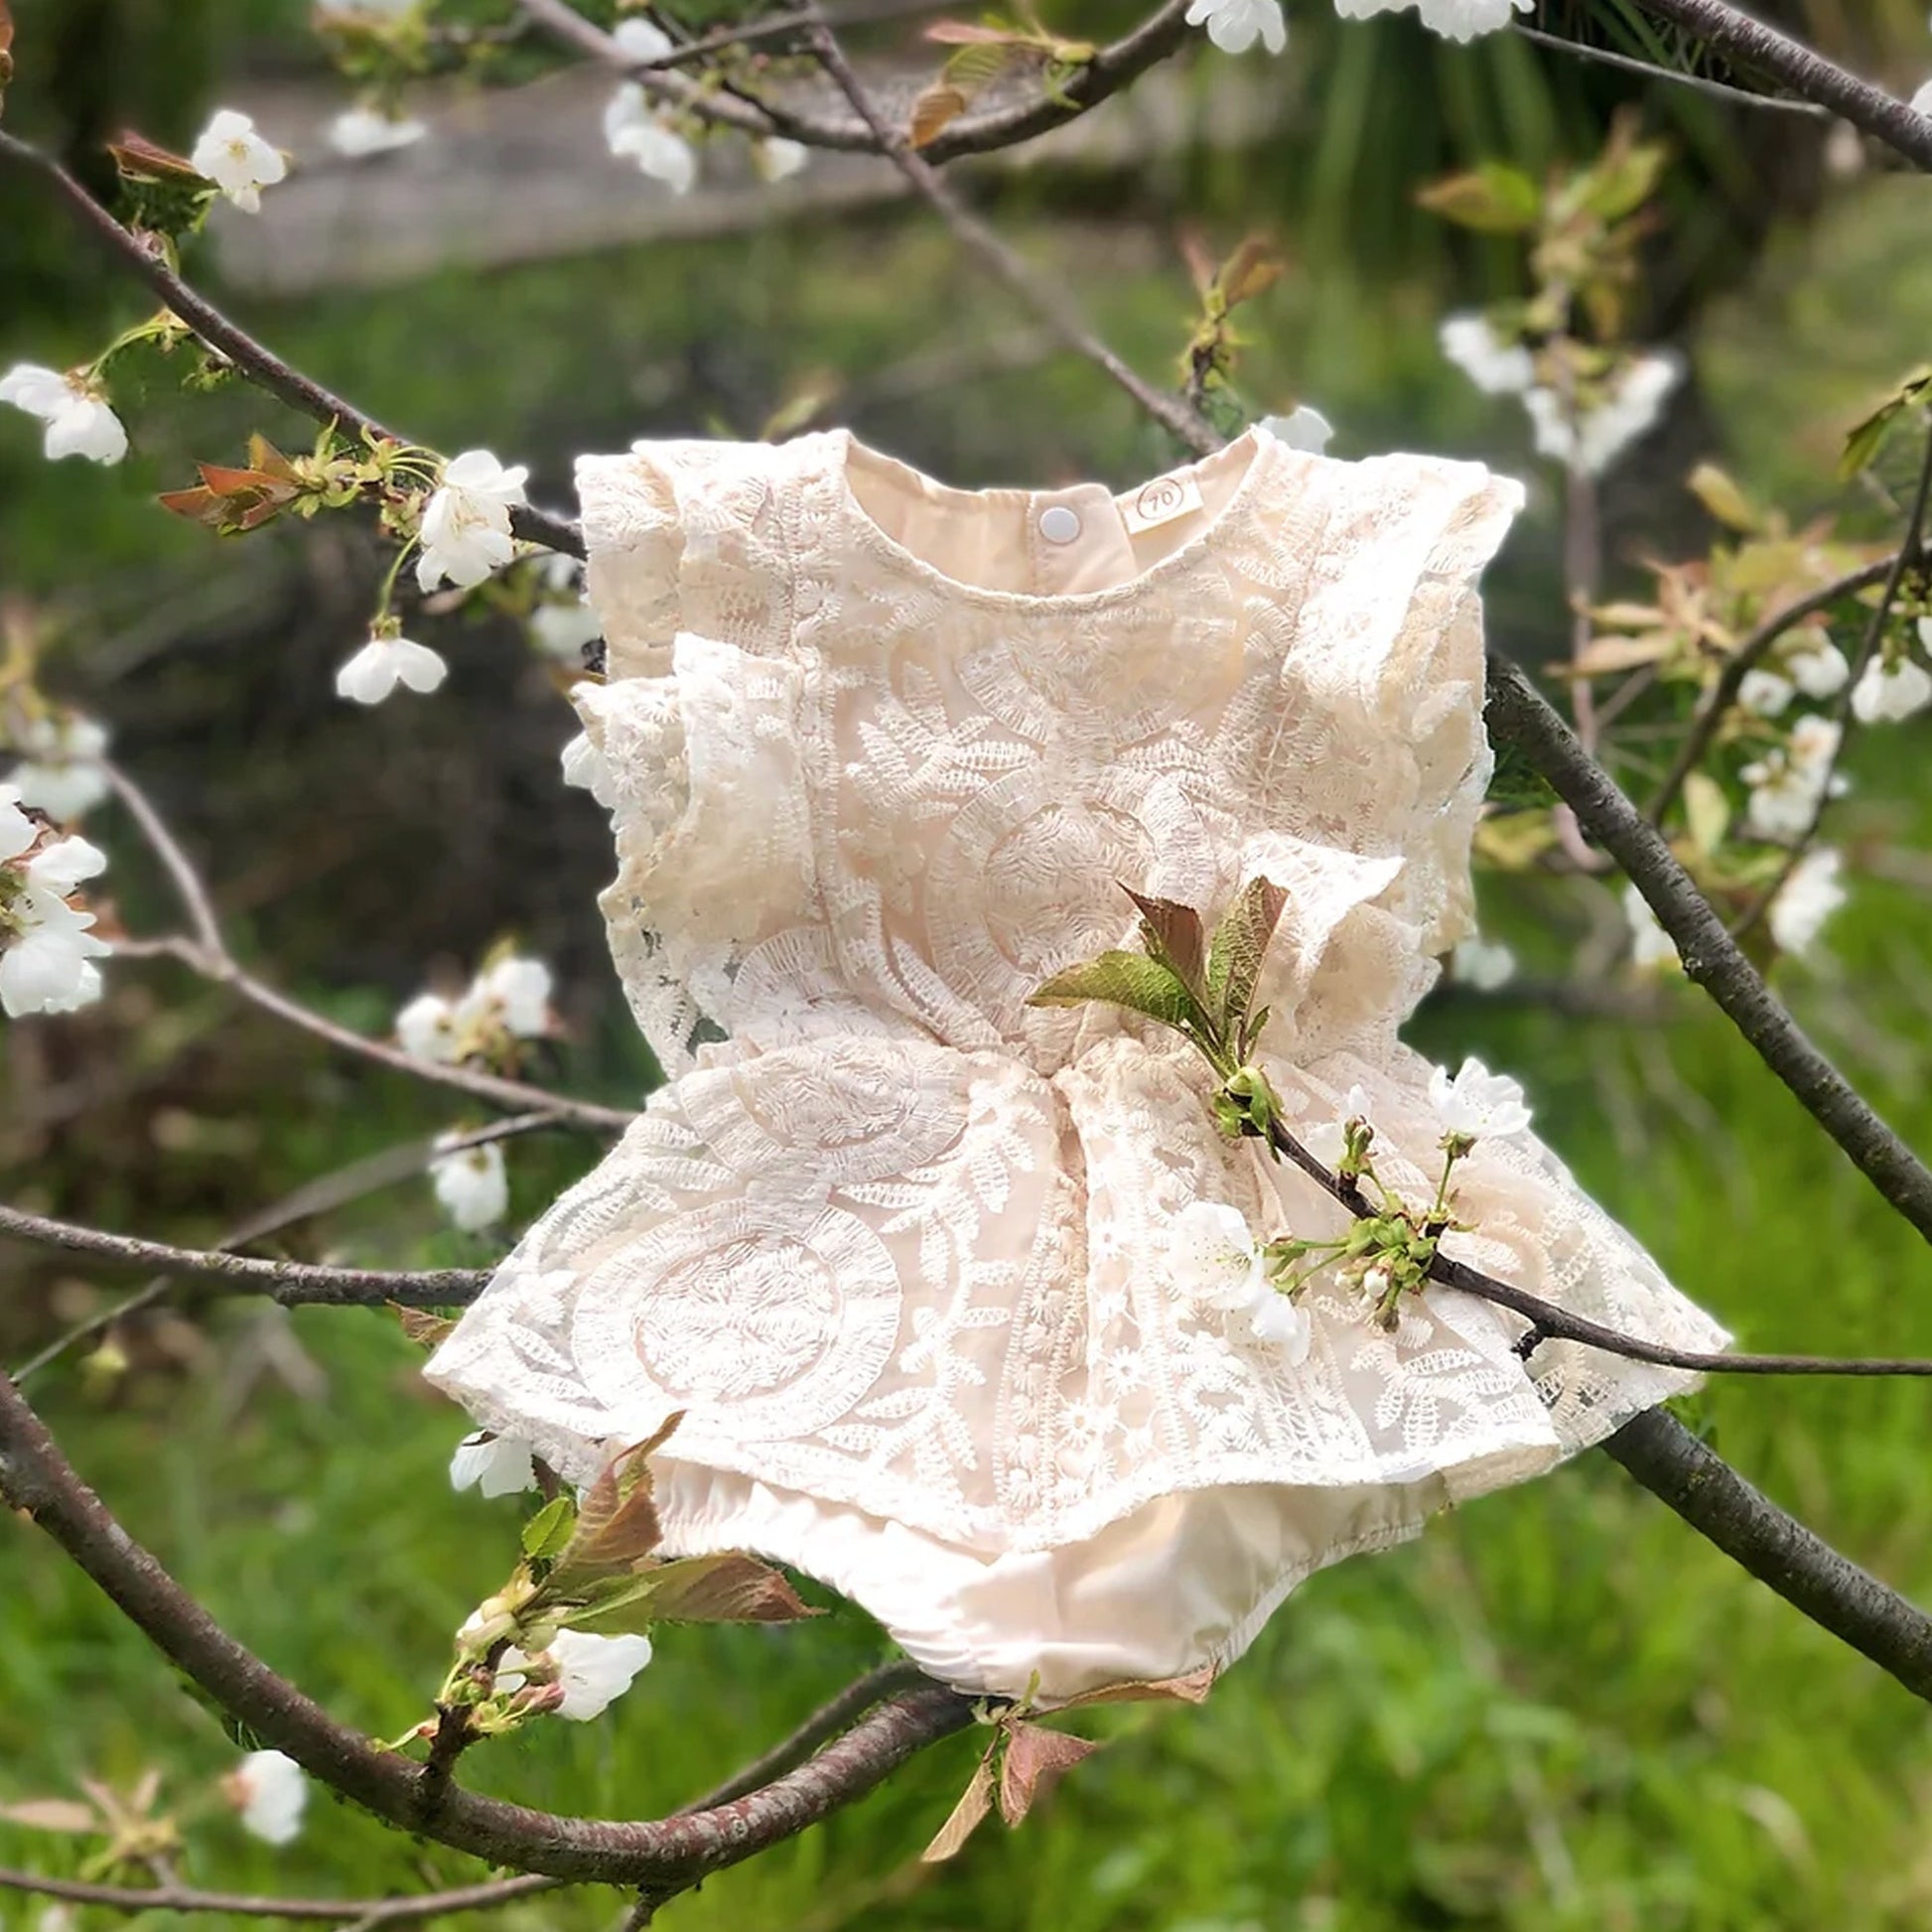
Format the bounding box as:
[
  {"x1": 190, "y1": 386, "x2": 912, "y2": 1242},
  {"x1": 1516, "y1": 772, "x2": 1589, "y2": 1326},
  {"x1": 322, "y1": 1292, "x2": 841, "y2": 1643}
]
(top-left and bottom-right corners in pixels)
[
  {"x1": 1603, "y1": 1408, "x2": 1932, "y2": 1698},
  {"x1": 1251, "y1": 1113, "x2": 1932, "y2": 1379},
  {"x1": 516, "y1": 0, "x2": 1197, "y2": 168},
  {"x1": 1511, "y1": 22, "x2": 1831, "y2": 117},
  {"x1": 808, "y1": 19, "x2": 1219, "y2": 455},
  {"x1": 98, "y1": 758, "x2": 632, "y2": 1133},
  {"x1": 0, "y1": 1867, "x2": 561, "y2": 1926},
  {"x1": 11, "y1": 1113, "x2": 561, "y2": 1381},
  {"x1": 1484, "y1": 652, "x2": 1932, "y2": 1245},
  {"x1": 0, "y1": 1202, "x2": 491, "y2": 1307},
  {"x1": 1732, "y1": 422, "x2": 1932, "y2": 942},
  {"x1": 1629, "y1": 0, "x2": 1932, "y2": 172},
  {"x1": 1644, "y1": 555, "x2": 1897, "y2": 824},
  {"x1": 0, "y1": 127, "x2": 583, "y2": 559},
  {"x1": 0, "y1": 1368, "x2": 976, "y2": 1888}
]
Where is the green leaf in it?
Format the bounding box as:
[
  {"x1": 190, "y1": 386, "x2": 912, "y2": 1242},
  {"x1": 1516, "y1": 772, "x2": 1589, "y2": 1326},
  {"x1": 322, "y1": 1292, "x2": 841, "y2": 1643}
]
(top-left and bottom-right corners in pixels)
[
  {"x1": 1840, "y1": 368, "x2": 1932, "y2": 481},
  {"x1": 1121, "y1": 886, "x2": 1205, "y2": 992},
  {"x1": 1416, "y1": 164, "x2": 1541, "y2": 234},
  {"x1": 1681, "y1": 770, "x2": 1730, "y2": 861},
  {"x1": 520, "y1": 1494, "x2": 577, "y2": 1564},
  {"x1": 1028, "y1": 951, "x2": 1197, "y2": 1030},
  {"x1": 1204, "y1": 877, "x2": 1288, "y2": 1036},
  {"x1": 1685, "y1": 464, "x2": 1758, "y2": 536}
]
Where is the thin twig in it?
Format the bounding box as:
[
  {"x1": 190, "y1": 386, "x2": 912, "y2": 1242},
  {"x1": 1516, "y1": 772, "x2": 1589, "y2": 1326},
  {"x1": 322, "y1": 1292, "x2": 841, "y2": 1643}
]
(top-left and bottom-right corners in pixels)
[
  {"x1": 101, "y1": 765, "x2": 630, "y2": 1132},
  {"x1": 1646, "y1": 555, "x2": 1897, "y2": 823},
  {"x1": 1512, "y1": 22, "x2": 1831, "y2": 117},
  {"x1": 808, "y1": 19, "x2": 1218, "y2": 455},
  {"x1": 212, "y1": 948, "x2": 637, "y2": 1134},
  {"x1": 10, "y1": 1113, "x2": 561, "y2": 1381},
  {"x1": 1628, "y1": 0, "x2": 1932, "y2": 171},
  {"x1": 516, "y1": 0, "x2": 1197, "y2": 168},
  {"x1": 0, "y1": 127, "x2": 583, "y2": 559},
  {"x1": 0, "y1": 1368, "x2": 976, "y2": 1886},
  {"x1": 1485, "y1": 653, "x2": 1932, "y2": 1243},
  {"x1": 103, "y1": 759, "x2": 224, "y2": 955},
  {"x1": 616, "y1": 0, "x2": 962, "y2": 72},
  {"x1": 0, "y1": 1663, "x2": 933, "y2": 1922},
  {"x1": 1731, "y1": 424, "x2": 1932, "y2": 942},
  {"x1": 1255, "y1": 1114, "x2": 1932, "y2": 1378},
  {"x1": 0, "y1": 1867, "x2": 561, "y2": 1925},
  {"x1": 0, "y1": 1202, "x2": 491, "y2": 1307}
]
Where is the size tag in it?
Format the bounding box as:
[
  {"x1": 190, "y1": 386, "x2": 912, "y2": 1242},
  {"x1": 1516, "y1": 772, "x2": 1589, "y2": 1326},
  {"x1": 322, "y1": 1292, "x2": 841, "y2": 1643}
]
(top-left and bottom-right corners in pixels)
[{"x1": 1120, "y1": 470, "x2": 1205, "y2": 535}]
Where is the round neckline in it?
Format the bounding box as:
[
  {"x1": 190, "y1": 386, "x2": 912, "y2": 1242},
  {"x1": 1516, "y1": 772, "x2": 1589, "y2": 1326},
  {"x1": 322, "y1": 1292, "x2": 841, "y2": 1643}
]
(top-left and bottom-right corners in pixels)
[{"x1": 822, "y1": 426, "x2": 1282, "y2": 616}]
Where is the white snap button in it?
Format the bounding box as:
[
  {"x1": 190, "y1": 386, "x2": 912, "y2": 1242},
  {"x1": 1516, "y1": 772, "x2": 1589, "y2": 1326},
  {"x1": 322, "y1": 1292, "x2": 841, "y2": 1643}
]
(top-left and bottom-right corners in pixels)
[{"x1": 1038, "y1": 504, "x2": 1082, "y2": 545}]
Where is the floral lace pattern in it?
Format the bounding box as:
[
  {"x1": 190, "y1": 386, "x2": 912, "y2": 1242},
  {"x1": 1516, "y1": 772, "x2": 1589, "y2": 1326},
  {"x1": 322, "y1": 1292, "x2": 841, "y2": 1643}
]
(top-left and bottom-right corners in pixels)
[{"x1": 428, "y1": 426, "x2": 1728, "y2": 1698}]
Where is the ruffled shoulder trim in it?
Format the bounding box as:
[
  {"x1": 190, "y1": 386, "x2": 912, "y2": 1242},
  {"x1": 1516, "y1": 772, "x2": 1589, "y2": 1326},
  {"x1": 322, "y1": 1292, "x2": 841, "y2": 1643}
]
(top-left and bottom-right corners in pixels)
[{"x1": 578, "y1": 436, "x2": 831, "y2": 678}]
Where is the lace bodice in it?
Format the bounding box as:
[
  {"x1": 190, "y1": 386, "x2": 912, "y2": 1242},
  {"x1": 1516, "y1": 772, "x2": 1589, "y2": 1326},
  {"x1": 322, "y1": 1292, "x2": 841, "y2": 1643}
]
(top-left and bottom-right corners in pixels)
[
  {"x1": 428, "y1": 427, "x2": 1728, "y2": 1702},
  {"x1": 576, "y1": 427, "x2": 1508, "y2": 1079}
]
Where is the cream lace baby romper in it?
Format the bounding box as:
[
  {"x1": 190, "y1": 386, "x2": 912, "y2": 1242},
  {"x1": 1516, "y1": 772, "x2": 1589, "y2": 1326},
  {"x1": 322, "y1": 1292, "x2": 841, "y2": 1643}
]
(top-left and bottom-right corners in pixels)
[{"x1": 427, "y1": 424, "x2": 1728, "y2": 1702}]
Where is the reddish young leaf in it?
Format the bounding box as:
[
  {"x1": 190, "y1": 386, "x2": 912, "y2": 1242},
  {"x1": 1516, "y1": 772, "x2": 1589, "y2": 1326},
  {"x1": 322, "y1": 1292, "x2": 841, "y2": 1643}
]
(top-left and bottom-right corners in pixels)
[
  {"x1": 996, "y1": 1722, "x2": 1101, "y2": 1825},
  {"x1": 921, "y1": 1749, "x2": 996, "y2": 1863}
]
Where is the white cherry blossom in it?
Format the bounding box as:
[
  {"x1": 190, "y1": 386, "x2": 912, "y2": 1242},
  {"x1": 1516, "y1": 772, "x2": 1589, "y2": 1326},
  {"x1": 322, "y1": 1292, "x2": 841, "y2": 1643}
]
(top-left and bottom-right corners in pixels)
[
  {"x1": 1451, "y1": 935, "x2": 1516, "y2": 991},
  {"x1": 470, "y1": 956, "x2": 552, "y2": 1036},
  {"x1": 1623, "y1": 885, "x2": 1681, "y2": 971},
  {"x1": 1439, "y1": 314, "x2": 1534, "y2": 396},
  {"x1": 0, "y1": 783, "x2": 35, "y2": 864},
  {"x1": 0, "y1": 364, "x2": 128, "y2": 465},
  {"x1": 499, "y1": 1629, "x2": 654, "y2": 1721},
  {"x1": 1524, "y1": 351, "x2": 1681, "y2": 476},
  {"x1": 3, "y1": 834, "x2": 110, "y2": 1020},
  {"x1": 26, "y1": 834, "x2": 107, "y2": 897},
  {"x1": 604, "y1": 82, "x2": 698, "y2": 193},
  {"x1": 1850, "y1": 652, "x2": 1932, "y2": 724},
  {"x1": 1184, "y1": 0, "x2": 1287, "y2": 54},
  {"x1": 328, "y1": 106, "x2": 428, "y2": 157},
  {"x1": 1260, "y1": 404, "x2": 1333, "y2": 454},
  {"x1": 1768, "y1": 847, "x2": 1846, "y2": 958},
  {"x1": 1742, "y1": 716, "x2": 1847, "y2": 840},
  {"x1": 9, "y1": 710, "x2": 110, "y2": 821},
  {"x1": 1415, "y1": 0, "x2": 1531, "y2": 38},
  {"x1": 335, "y1": 632, "x2": 448, "y2": 705},
  {"x1": 450, "y1": 1429, "x2": 538, "y2": 1497},
  {"x1": 227, "y1": 1750, "x2": 307, "y2": 1846},
  {"x1": 1169, "y1": 1199, "x2": 1269, "y2": 1311},
  {"x1": 531, "y1": 598, "x2": 603, "y2": 662},
  {"x1": 753, "y1": 137, "x2": 809, "y2": 183},
  {"x1": 1245, "y1": 1290, "x2": 1311, "y2": 1363},
  {"x1": 1304, "y1": 1082, "x2": 1375, "y2": 1169},
  {"x1": 432, "y1": 1137, "x2": 508, "y2": 1231},
  {"x1": 1737, "y1": 668, "x2": 1794, "y2": 718},
  {"x1": 396, "y1": 990, "x2": 460, "y2": 1061},
  {"x1": 1427, "y1": 1057, "x2": 1532, "y2": 1140},
  {"x1": 191, "y1": 109, "x2": 288, "y2": 212},
  {"x1": 396, "y1": 955, "x2": 552, "y2": 1063},
  {"x1": 561, "y1": 731, "x2": 617, "y2": 808},
  {"x1": 612, "y1": 15, "x2": 676, "y2": 60},
  {"x1": 1915, "y1": 77, "x2": 1932, "y2": 116},
  {"x1": 1785, "y1": 637, "x2": 1850, "y2": 698},
  {"x1": 416, "y1": 451, "x2": 528, "y2": 592}
]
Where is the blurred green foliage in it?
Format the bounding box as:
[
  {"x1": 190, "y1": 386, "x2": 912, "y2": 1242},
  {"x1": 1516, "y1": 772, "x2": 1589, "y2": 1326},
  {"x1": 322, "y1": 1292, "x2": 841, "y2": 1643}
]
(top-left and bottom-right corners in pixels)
[{"x1": 6, "y1": 0, "x2": 1932, "y2": 1927}]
